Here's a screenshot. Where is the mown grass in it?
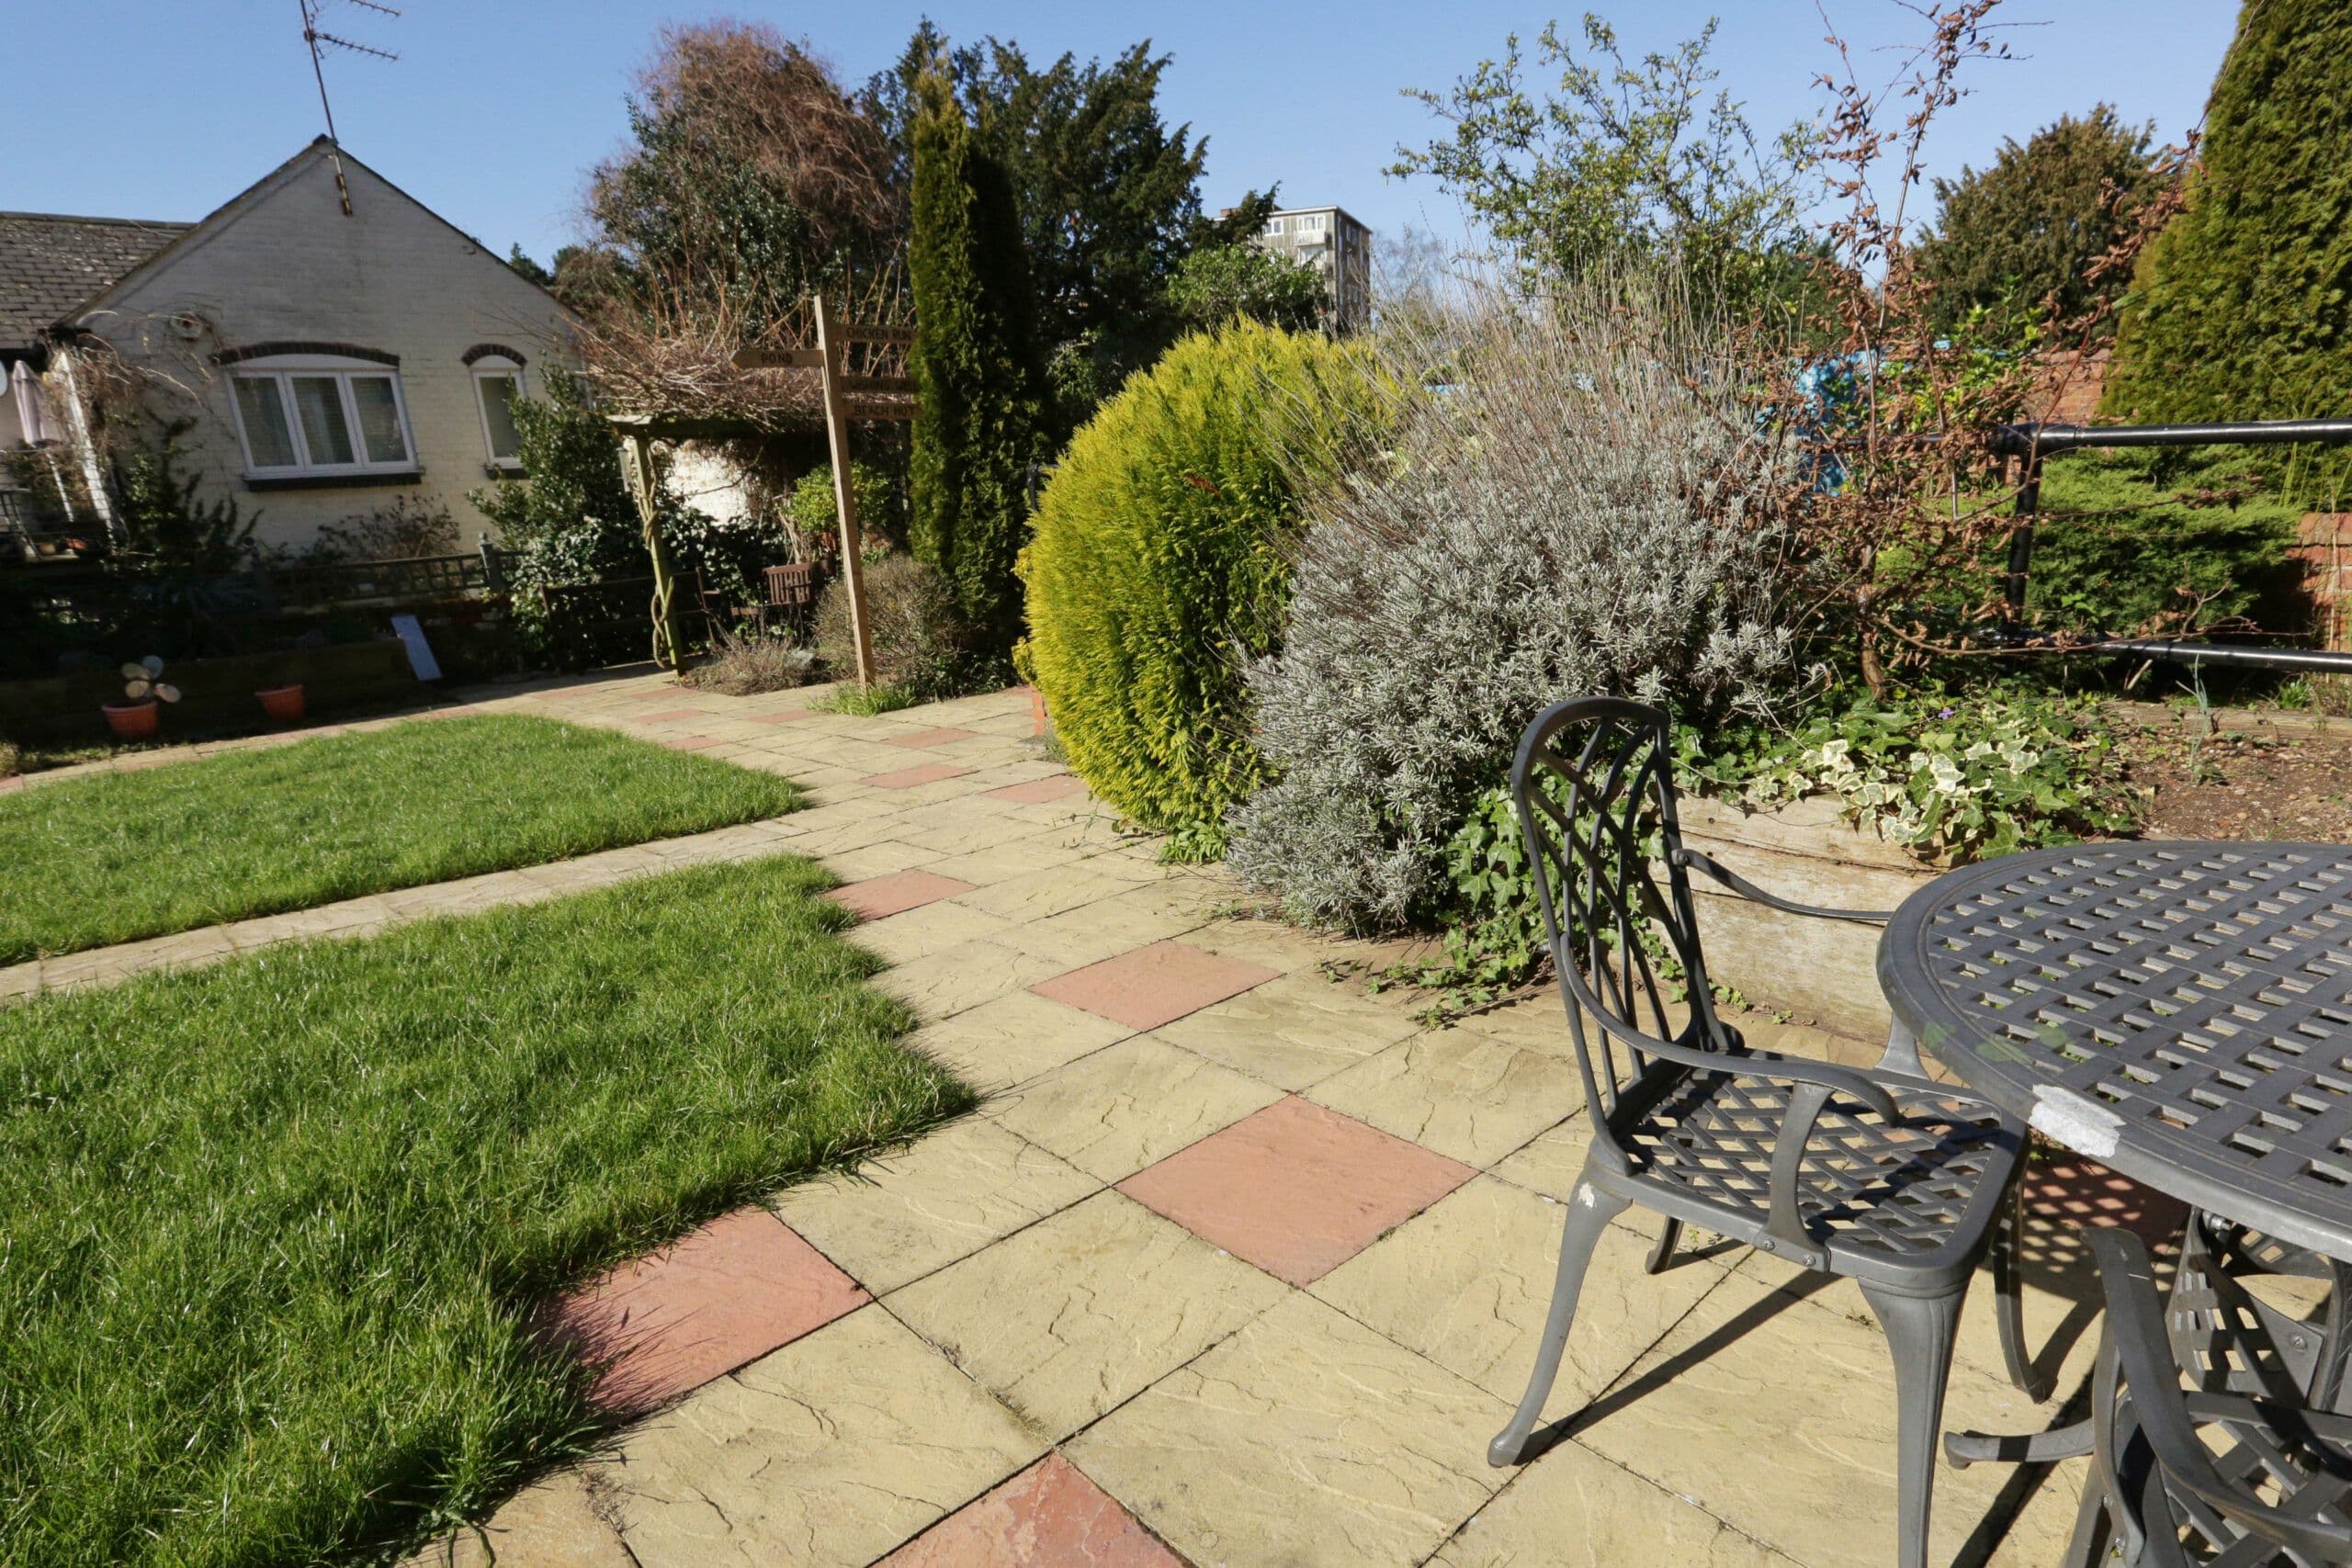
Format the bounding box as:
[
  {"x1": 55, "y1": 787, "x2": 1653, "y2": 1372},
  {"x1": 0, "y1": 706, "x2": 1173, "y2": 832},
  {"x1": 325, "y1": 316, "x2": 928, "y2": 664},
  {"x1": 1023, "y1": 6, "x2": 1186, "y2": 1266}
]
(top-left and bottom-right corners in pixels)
[
  {"x1": 0, "y1": 856, "x2": 969, "y2": 1567},
  {"x1": 0, "y1": 715, "x2": 799, "y2": 964}
]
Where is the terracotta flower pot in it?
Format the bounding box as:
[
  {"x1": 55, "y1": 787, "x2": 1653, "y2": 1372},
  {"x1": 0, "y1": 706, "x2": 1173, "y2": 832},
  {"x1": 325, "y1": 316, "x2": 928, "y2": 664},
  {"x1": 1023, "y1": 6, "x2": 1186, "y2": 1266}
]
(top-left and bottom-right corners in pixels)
[
  {"x1": 255, "y1": 683, "x2": 307, "y2": 726},
  {"x1": 103, "y1": 700, "x2": 159, "y2": 739}
]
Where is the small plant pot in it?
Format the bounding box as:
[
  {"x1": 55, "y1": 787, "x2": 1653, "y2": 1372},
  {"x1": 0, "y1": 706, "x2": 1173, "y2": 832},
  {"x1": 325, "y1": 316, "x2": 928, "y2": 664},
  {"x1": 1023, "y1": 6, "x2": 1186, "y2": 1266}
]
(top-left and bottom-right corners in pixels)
[
  {"x1": 255, "y1": 683, "x2": 307, "y2": 726},
  {"x1": 103, "y1": 700, "x2": 159, "y2": 739}
]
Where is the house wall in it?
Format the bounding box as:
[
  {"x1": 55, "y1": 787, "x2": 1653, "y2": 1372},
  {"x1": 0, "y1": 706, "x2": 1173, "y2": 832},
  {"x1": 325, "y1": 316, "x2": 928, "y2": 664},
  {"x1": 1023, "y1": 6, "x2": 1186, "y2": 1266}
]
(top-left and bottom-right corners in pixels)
[{"x1": 71, "y1": 149, "x2": 573, "y2": 552}]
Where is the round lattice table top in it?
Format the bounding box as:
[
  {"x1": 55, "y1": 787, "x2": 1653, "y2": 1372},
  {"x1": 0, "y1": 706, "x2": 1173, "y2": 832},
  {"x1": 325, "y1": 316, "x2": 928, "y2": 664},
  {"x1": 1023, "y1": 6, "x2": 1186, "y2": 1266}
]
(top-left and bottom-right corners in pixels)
[{"x1": 1879, "y1": 840, "x2": 2352, "y2": 1261}]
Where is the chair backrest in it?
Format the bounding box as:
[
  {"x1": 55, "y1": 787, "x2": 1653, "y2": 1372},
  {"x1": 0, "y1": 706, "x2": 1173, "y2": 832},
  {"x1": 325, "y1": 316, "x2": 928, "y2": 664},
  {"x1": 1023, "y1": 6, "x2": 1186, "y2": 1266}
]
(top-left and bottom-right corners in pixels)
[
  {"x1": 1512, "y1": 696, "x2": 1728, "y2": 1137},
  {"x1": 2088, "y1": 1226, "x2": 2352, "y2": 1563},
  {"x1": 765, "y1": 562, "x2": 817, "y2": 609}
]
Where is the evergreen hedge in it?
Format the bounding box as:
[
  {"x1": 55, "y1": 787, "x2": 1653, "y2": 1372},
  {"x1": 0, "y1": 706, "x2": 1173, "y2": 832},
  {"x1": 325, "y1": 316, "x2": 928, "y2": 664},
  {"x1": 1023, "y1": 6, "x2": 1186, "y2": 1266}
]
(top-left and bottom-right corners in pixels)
[
  {"x1": 2103, "y1": 0, "x2": 2352, "y2": 452},
  {"x1": 1021, "y1": 322, "x2": 1384, "y2": 847},
  {"x1": 908, "y1": 75, "x2": 1048, "y2": 659}
]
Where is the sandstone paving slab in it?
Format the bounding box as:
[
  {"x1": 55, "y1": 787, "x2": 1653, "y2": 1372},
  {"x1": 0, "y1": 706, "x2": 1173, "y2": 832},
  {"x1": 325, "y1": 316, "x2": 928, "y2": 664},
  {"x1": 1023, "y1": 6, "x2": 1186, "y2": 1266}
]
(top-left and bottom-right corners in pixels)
[
  {"x1": 995, "y1": 898, "x2": 1210, "y2": 972},
  {"x1": 808, "y1": 839, "x2": 941, "y2": 882},
  {"x1": 903, "y1": 989, "x2": 1136, "y2": 1091},
  {"x1": 1150, "y1": 969, "x2": 1426, "y2": 1090},
  {"x1": 989, "y1": 1035, "x2": 1283, "y2": 1183},
  {"x1": 828, "y1": 869, "x2": 980, "y2": 922},
  {"x1": 1032, "y1": 941, "x2": 1279, "y2": 1032},
  {"x1": 885, "y1": 725, "x2": 982, "y2": 749},
  {"x1": 1311, "y1": 1175, "x2": 1724, "y2": 1404},
  {"x1": 921, "y1": 830, "x2": 1100, "y2": 886},
  {"x1": 953, "y1": 863, "x2": 1155, "y2": 923},
  {"x1": 876, "y1": 1453, "x2": 1185, "y2": 1567},
  {"x1": 1068, "y1": 1291, "x2": 1511, "y2": 1568},
  {"x1": 543, "y1": 1207, "x2": 867, "y2": 1414},
  {"x1": 401, "y1": 1468, "x2": 635, "y2": 1568},
  {"x1": 1430, "y1": 1438, "x2": 1802, "y2": 1568},
  {"x1": 849, "y1": 900, "x2": 1021, "y2": 967},
  {"x1": 1118, "y1": 1097, "x2": 1473, "y2": 1287},
  {"x1": 888, "y1": 1190, "x2": 1288, "y2": 1438},
  {"x1": 1569, "y1": 1266, "x2": 2078, "y2": 1568},
  {"x1": 771, "y1": 1116, "x2": 1099, "y2": 1296},
  {"x1": 1308, "y1": 1027, "x2": 1588, "y2": 1168},
  {"x1": 874, "y1": 939, "x2": 1070, "y2": 1021},
  {"x1": 983, "y1": 773, "x2": 1090, "y2": 805},
  {"x1": 608, "y1": 1304, "x2": 1047, "y2": 1568}
]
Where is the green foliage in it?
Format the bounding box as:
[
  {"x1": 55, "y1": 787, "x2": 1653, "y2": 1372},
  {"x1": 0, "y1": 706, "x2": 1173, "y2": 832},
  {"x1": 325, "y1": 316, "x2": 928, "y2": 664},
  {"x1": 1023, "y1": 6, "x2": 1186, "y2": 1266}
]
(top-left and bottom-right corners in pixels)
[
  {"x1": 815, "y1": 681, "x2": 919, "y2": 716},
  {"x1": 2103, "y1": 0, "x2": 2352, "y2": 501},
  {"x1": 1915, "y1": 106, "x2": 2166, "y2": 339},
  {"x1": 1023, "y1": 322, "x2": 1385, "y2": 839},
  {"x1": 788, "y1": 460, "x2": 899, "y2": 550},
  {"x1": 0, "y1": 854, "x2": 965, "y2": 1567},
  {"x1": 107, "y1": 423, "x2": 258, "y2": 576},
  {"x1": 0, "y1": 714, "x2": 798, "y2": 964},
  {"x1": 813, "y1": 552, "x2": 973, "y2": 702},
  {"x1": 1165, "y1": 243, "x2": 1330, "y2": 334},
  {"x1": 470, "y1": 374, "x2": 777, "y2": 667},
  {"x1": 1396, "y1": 690, "x2": 2137, "y2": 1013},
  {"x1": 1388, "y1": 14, "x2": 1815, "y2": 302},
  {"x1": 866, "y1": 27, "x2": 1277, "y2": 429},
  {"x1": 2026, "y1": 449, "x2": 2305, "y2": 635},
  {"x1": 908, "y1": 75, "x2": 1050, "y2": 657},
  {"x1": 1684, "y1": 690, "x2": 2138, "y2": 863}
]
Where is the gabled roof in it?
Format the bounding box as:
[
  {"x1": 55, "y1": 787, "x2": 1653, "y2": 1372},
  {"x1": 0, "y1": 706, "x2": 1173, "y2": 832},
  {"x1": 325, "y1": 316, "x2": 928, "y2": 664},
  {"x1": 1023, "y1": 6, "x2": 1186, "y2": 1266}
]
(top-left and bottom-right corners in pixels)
[{"x1": 0, "y1": 211, "x2": 192, "y2": 354}]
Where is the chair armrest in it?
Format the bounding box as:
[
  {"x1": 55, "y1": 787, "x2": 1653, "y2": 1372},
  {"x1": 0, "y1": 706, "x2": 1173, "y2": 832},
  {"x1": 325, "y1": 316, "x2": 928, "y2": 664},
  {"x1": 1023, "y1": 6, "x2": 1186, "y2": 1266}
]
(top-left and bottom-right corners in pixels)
[
  {"x1": 1672, "y1": 847, "x2": 1893, "y2": 924},
  {"x1": 1572, "y1": 988, "x2": 1903, "y2": 1124}
]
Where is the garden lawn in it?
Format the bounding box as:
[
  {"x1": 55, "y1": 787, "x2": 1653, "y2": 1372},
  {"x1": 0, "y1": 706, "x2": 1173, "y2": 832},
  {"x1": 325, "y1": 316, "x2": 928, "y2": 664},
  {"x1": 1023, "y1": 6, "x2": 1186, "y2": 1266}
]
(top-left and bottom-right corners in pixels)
[
  {"x1": 0, "y1": 855, "x2": 968, "y2": 1568},
  {"x1": 0, "y1": 714, "x2": 798, "y2": 965}
]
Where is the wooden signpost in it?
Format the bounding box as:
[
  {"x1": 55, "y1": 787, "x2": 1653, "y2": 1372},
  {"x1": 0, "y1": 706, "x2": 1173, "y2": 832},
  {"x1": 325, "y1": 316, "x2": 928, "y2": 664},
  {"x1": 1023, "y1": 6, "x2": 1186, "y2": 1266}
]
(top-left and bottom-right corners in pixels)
[{"x1": 731, "y1": 298, "x2": 915, "y2": 689}]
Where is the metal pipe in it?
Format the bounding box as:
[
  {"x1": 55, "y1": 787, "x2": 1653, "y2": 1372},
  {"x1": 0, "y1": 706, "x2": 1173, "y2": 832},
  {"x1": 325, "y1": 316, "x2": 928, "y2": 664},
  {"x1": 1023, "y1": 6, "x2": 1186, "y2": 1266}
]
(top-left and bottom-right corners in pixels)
[
  {"x1": 2002, "y1": 456, "x2": 2041, "y2": 620},
  {"x1": 1992, "y1": 418, "x2": 2352, "y2": 457},
  {"x1": 2085, "y1": 639, "x2": 2352, "y2": 674}
]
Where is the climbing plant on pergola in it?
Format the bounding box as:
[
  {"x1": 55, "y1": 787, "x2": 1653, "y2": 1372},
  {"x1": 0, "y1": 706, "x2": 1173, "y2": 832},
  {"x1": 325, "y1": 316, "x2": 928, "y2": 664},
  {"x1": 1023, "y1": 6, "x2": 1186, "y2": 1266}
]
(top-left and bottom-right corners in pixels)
[{"x1": 599, "y1": 295, "x2": 914, "y2": 681}]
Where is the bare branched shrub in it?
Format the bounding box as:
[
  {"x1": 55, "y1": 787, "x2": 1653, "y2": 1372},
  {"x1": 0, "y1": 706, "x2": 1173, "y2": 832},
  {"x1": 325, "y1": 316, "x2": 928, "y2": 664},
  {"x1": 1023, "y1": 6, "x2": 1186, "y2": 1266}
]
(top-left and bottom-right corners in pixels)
[
  {"x1": 1227, "y1": 272, "x2": 1798, "y2": 931},
  {"x1": 815, "y1": 553, "x2": 971, "y2": 701}
]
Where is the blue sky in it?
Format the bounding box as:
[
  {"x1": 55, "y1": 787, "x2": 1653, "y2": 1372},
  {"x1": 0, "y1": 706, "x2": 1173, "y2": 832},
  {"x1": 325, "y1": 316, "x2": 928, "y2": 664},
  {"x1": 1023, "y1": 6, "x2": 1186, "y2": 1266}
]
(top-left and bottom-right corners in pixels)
[{"x1": 15, "y1": 2, "x2": 2238, "y2": 263}]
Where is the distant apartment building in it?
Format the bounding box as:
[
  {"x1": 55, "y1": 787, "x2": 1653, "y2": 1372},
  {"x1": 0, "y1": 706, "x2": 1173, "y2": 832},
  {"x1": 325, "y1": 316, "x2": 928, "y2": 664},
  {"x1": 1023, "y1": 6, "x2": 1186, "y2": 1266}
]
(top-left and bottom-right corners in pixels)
[{"x1": 1253, "y1": 206, "x2": 1372, "y2": 331}]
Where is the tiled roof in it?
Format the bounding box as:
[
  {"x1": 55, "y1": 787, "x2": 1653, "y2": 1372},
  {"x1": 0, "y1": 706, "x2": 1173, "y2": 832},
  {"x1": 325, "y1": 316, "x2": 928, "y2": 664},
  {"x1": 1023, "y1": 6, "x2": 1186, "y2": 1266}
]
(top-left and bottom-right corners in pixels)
[{"x1": 0, "y1": 211, "x2": 192, "y2": 353}]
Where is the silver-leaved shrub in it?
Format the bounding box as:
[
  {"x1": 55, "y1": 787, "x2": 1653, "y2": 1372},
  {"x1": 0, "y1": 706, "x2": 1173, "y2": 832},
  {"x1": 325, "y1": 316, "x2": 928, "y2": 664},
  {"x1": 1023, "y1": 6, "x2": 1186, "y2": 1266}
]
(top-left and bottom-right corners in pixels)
[{"x1": 1227, "y1": 275, "x2": 1798, "y2": 931}]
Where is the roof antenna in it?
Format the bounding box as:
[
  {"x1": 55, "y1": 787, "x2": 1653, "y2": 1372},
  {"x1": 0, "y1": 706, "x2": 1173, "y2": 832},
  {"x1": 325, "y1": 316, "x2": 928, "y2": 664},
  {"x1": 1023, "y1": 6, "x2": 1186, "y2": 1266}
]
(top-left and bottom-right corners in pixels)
[{"x1": 298, "y1": 0, "x2": 401, "y2": 216}]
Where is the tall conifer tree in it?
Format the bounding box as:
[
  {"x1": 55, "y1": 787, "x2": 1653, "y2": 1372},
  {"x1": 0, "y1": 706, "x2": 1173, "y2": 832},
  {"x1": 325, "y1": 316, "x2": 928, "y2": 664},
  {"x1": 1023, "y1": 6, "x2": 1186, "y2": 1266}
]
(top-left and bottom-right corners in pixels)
[{"x1": 908, "y1": 73, "x2": 1047, "y2": 656}]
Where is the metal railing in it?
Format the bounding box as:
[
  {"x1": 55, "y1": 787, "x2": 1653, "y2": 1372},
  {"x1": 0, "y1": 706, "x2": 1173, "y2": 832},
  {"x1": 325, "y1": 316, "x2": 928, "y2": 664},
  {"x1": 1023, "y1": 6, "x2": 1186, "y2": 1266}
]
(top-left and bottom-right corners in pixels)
[{"x1": 1988, "y1": 417, "x2": 2352, "y2": 673}]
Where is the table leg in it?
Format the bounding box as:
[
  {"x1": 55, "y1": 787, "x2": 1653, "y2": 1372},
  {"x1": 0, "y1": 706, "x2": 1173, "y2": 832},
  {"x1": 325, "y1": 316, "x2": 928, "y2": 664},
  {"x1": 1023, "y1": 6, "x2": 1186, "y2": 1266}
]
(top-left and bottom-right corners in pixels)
[{"x1": 1876, "y1": 1019, "x2": 1928, "y2": 1079}]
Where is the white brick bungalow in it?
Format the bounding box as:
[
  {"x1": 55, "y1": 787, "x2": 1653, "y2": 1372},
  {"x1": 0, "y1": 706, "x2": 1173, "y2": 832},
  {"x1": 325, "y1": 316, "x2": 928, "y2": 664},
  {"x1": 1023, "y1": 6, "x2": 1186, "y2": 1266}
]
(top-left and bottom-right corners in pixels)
[{"x1": 3, "y1": 138, "x2": 571, "y2": 553}]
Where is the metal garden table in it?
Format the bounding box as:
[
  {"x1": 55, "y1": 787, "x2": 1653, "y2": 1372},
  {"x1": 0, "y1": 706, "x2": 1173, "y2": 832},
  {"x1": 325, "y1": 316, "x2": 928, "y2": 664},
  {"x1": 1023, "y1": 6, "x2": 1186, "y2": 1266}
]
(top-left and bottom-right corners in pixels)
[
  {"x1": 1878, "y1": 841, "x2": 2352, "y2": 1461},
  {"x1": 1876, "y1": 840, "x2": 2352, "y2": 1262}
]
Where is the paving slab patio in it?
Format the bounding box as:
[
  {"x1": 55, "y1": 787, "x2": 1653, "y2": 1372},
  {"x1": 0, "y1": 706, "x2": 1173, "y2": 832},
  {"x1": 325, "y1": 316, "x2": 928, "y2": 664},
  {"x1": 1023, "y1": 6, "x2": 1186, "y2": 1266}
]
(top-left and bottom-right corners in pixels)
[{"x1": 80, "y1": 668, "x2": 2152, "y2": 1568}]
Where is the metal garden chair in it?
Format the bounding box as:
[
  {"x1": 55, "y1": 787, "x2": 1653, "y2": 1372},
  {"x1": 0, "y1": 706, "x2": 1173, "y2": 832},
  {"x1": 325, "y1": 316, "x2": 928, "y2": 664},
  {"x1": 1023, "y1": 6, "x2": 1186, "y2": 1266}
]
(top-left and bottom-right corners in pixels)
[
  {"x1": 1490, "y1": 696, "x2": 2040, "y2": 1568},
  {"x1": 2075, "y1": 1225, "x2": 2352, "y2": 1564}
]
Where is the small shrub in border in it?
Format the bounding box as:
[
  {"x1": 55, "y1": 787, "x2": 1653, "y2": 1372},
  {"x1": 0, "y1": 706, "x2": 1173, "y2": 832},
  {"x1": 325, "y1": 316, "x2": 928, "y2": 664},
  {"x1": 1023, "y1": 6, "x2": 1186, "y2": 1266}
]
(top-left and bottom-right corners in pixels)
[
  {"x1": 1022, "y1": 321, "x2": 1384, "y2": 847},
  {"x1": 814, "y1": 553, "x2": 972, "y2": 703}
]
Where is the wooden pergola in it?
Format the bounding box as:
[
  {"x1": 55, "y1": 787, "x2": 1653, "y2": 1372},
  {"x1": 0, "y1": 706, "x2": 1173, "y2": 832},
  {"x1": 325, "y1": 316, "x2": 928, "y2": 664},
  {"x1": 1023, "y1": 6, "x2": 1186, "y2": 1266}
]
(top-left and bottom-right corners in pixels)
[{"x1": 605, "y1": 296, "x2": 914, "y2": 683}]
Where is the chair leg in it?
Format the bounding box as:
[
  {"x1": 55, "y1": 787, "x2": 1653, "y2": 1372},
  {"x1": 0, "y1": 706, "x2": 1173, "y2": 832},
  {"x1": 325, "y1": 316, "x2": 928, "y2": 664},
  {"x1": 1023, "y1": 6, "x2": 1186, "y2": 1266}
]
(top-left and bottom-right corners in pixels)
[
  {"x1": 1489, "y1": 1179, "x2": 1632, "y2": 1466},
  {"x1": 1645, "y1": 1217, "x2": 1682, "y2": 1275},
  {"x1": 2060, "y1": 1466, "x2": 2113, "y2": 1568},
  {"x1": 1861, "y1": 1281, "x2": 1967, "y2": 1568},
  {"x1": 1996, "y1": 1166, "x2": 2052, "y2": 1401}
]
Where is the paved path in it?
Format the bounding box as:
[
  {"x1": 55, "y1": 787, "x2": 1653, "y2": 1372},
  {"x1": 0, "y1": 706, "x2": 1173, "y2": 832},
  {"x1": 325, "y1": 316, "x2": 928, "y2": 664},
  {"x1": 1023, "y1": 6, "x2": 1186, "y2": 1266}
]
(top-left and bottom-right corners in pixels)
[{"x1": 14, "y1": 670, "x2": 2135, "y2": 1564}]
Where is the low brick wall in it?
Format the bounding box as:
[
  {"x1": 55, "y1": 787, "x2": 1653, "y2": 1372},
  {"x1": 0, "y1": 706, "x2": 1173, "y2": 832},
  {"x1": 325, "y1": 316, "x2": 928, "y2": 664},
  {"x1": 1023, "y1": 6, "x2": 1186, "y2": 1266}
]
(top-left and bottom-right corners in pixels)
[
  {"x1": 1676, "y1": 795, "x2": 1943, "y2": 1041},
  {"x1": 0, "y1": 642, "x2": 421, "y2": 742}
]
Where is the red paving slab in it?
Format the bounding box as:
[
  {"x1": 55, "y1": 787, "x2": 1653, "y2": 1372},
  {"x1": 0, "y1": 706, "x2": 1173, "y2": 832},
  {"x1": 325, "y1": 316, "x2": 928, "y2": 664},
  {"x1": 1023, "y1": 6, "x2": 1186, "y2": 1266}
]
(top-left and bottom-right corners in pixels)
[
  {"x1": 983, "y1": 774, "x2": 1090, "y2": 805},
  {"x1": 885, "y1": 726, "x2": 980, "y2": 749},
  {"x1": 864, "y1": 761, "x2": 977, "y2": 790},
  {"x1": 1119, "y1": 1097, "x2": 1476, "y2": 1286},
  {"x1": 876, "y1": 1454, "x2": 1183, "y2": 1568},
  {"x1": 542, "y1": 1208, "x2": 867, "y2": 1414},
  {"x1": 827, "y1": 869, "x2": 978, "y2": 921},
  {"x1": 1031, "y1": 941, "x2": 1277, "y2": 1032},
  {"x1": 631, "y1": 709, "x2": 708, "y2": 724},
  {"x1": 663, "y1": 736, "x2": 721, "y2": 751}
]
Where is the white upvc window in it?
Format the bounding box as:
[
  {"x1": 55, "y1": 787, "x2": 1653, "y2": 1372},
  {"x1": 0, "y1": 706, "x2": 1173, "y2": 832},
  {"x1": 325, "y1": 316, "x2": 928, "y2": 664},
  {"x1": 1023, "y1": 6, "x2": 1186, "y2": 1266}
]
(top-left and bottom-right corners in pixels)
[
  {"x1": 1265, "y1": 216, "x2": 1285, "y2": 236},
  {"x1": 228, "y1": 356, "x2": 415, "y2": 479},
  {"x1": 470, "y1": 359, "x2": 526, "y2": 468}
]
